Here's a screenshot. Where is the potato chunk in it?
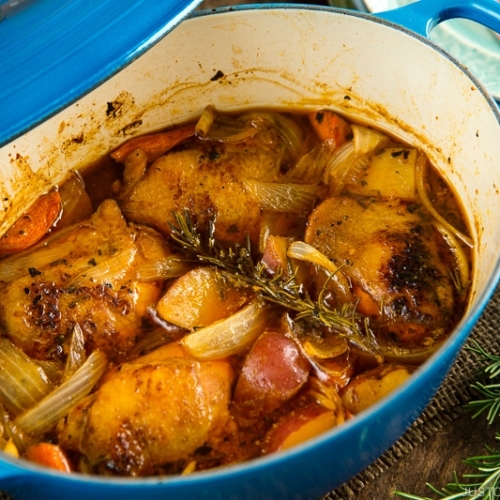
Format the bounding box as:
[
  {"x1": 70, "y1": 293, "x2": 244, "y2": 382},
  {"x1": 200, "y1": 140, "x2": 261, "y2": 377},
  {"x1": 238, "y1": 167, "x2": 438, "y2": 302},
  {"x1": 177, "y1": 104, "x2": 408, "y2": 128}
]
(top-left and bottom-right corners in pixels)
[
  {"x1": 233, "y1": 330, "x2": 310, "y2": 419},
  {"x1": 345, "y1": 147, "x2": 418, "y2": 200},
  {"x1": 341, "y1": 364, "x2": 414, "y2": 414},
  {"x1": 157, "y1": 267, "x2": 250, "y2": 329}
]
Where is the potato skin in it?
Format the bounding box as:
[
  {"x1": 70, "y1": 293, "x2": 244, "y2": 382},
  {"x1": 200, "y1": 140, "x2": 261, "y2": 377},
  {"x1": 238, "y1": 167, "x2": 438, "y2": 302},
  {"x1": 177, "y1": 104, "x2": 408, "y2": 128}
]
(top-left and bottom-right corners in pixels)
[
  {"x1": 233, "y1": 331, "x2": 310, "y2": 420},
  {"x1": 341, "y1": 364, "x2": 414, "y2": 414}
]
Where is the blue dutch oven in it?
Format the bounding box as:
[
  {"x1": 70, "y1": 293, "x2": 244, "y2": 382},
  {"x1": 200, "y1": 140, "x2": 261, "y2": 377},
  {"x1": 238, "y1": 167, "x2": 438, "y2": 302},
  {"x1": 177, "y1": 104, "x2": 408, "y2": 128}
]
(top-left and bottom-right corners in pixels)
[{"x1": 0, "y1": 0, "x2": 500, "y2": 498}]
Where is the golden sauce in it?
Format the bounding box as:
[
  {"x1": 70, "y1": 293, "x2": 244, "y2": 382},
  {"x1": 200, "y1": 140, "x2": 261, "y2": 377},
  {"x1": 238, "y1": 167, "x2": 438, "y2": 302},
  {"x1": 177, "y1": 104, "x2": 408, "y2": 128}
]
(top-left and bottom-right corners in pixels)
[{"x1": 0, "y1": 108, "x2": 471, "y2": 476}]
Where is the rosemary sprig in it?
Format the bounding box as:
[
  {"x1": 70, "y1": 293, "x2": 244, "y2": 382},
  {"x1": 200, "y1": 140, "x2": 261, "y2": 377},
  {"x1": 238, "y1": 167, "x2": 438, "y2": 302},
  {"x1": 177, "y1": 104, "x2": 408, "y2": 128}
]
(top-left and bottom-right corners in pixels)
[
  {"x1": 394, "y1": 340, "x2": 500, "y2": 500},
  {"x1": 465, "y1": 341, "x2": 500, "y2": 425},
  {"x1": 168, "y1": 210, "x2": 381, "y2": 357},
  {"x1": 394, "y1": 440, "x2": 500, "y2": 499}
]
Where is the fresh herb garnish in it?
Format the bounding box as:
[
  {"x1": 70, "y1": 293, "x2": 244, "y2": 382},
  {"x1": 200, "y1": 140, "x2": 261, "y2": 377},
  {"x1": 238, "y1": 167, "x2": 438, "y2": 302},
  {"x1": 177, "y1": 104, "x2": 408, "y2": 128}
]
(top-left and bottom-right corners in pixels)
[{"x1": 168, "y1": 210, "x2": 381, "y2": 358}]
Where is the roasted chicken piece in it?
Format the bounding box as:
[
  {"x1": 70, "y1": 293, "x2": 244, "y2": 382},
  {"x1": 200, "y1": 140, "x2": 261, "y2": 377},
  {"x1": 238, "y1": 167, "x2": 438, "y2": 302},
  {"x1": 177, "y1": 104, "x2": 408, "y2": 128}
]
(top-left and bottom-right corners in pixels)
[
  {"x1": 118, "y1": 129, "x2": 284, "y2": 246},
  {"x1": 57, "y1": 342, "x2": 234, "y2": 476},
  {"x1": 305, "y1": 196, "x2": 457, "y2": 349},
  {"x1": 0, "y1": 200, "x2": 168, "y2": 361}
]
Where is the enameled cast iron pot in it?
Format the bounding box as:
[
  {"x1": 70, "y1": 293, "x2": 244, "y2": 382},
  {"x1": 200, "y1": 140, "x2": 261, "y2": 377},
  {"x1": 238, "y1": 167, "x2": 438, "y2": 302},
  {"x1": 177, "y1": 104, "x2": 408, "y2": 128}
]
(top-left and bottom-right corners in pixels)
[{"x1": 1, "y1": 1, "x2": 500, "y2": 498}]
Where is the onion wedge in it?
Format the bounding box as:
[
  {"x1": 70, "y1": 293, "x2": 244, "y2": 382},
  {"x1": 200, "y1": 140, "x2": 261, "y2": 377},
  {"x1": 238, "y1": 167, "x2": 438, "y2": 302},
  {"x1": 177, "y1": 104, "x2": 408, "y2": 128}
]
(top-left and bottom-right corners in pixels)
[
  {"x1": 0, "y1": 241, "x2": 75, "y2": 283},
  {"x1": 195, "y1": 106, "x2": 259, "y2": 143},
  {"x1": 351, "y1": 124, "x2": 389, "y2": 155},
  {"x1": 135, "y1": 255, "x2": 193, "y2": 281},
  {"x1": 181, "y1": 300, "x2": 270, "y2": 360},
  {"x1": 62, "y1": 323, "x2": 86, "y2": 382},
  {"x1": 15, "y1": 350, "x2": 108, "y2": 436},
  {"x1": 287, "y1": 241, "x2": 339, "y2": 274},
  {"x1": 415, "y1": 151, "x2": 473, "y2": 248},
  {"x1": 323, "y1": 141, "x2": 369, "y2": 196},
  {"x1": 243, "y1": 179, "x2": 321, "y2": 213},
  {"x1": 434, "y1": 222, "x2": 470, "y2": 295},
  {"x1": 284, "y1": 140, "x2": 336, "y2": 184},
  {"x1": 0, "y1": 338, "x2": 53, "y2": 416},
  {"x1": 69, "y1": 246, "x2": 137, "y2": 288}
]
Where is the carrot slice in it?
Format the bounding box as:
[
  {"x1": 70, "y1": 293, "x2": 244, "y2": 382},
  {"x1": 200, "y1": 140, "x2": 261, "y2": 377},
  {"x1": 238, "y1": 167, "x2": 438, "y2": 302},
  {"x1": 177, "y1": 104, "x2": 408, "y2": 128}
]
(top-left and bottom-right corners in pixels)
[
  {"x1": 308, "y1": 110, "x2": 352, "y2": 147},
  {"x1": 110, "y1": 123, "x2": 196, "y2": 163},
  {"x1": 25, "y1": 443, "x2": 71, "y2": 472},
  {"x1": 0, "y1": 190, "x2": 62, "y2": 254}
]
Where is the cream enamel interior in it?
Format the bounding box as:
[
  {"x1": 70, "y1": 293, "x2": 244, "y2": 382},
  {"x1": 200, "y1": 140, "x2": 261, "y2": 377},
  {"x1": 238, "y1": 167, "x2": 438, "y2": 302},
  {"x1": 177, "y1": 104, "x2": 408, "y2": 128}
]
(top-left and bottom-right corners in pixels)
[{"x1": 0, "y1": 7, "x2": 499, "y2": 318}]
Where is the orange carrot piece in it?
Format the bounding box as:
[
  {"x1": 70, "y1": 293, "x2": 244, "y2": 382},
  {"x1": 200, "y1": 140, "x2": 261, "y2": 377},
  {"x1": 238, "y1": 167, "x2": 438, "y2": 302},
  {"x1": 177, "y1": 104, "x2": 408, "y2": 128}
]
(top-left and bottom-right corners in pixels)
[
  {"x1": 0, "y1": 190, "x2": 61, "y2": 255},
  {"x1": 308, "y1": 110, "x2": 352, "y2": 147},
  {"x1": 110, "y1": 123, "x2": 196, "y2": 163},
  {"x1": 25, "y1": 443, "x2": 72, "y2": 472}
]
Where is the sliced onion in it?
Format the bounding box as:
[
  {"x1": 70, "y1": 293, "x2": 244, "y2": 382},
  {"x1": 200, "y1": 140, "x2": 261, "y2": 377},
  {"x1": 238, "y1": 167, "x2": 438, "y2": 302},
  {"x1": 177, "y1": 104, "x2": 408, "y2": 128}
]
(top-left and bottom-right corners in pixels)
[
  {"x1": 15, "y1": 350, "x2": 108, "y2": 436},
  {"x1": 0, "y1": 403, "x2": 29, "y2": 454},
  {"x1": 62, "y1": 323, "x2": 86, "y2": 382},
  {"x1": 351, "y1": 124, "x2": 389, "y2": 155},
  {"x1": 434, "y1": 221, "x2": 470, "y2": 294},
  {"x1": 382, "y1": 341, "x2": 444, "y2": 365},
  {"x1": 287, "y1": 242, "x2": 354, "y2": 305},
  {"x1": 0, "y1": 338, "x2": 53, "y2": 416},
  {"x1": 128, "y1": 324, "x2": 186, "y2": 359},
  {"x1": 196, "y1": 106, "x2": 259, "y2": 143},
  {"x1": 34, "y1": 360, "x2": 64, "y2": 386},
  {"x1": 323, "y1": 141, "x2": 370, "y2": 196},
  {"x1": 181, "y1": 300, "x2": 270, "y2": 360},
  {"x1": 242, "y1": 110, "x2": 304, "y2": 164},
  {"x1": 415, "y1": 151, "x2": 473, "y2": 248},
  {"x1": 197, "y1": 108, "x2": 304, "y2": 165},
  {"x1": 194, "y1": 106, "x2": 216, "y2": 137},
  {"x1": 258, "y1": 211, "x2": 306, "y2": 255},
  {"x1": 284, "y1": 140, "x2": 336, "y2": 184},
  {"x1": 287, "y1": 241, "x2": 339, "y2": 274},
  {"x1": 57, "y1": 172, "x2": 93, "y2": 229},
  {"x1": 244, "y1": 179, "x2": 321, "y2": 213},
  {"x1": 69, "y1": 246, "x2": 137, "y2": 288},
  {"x1": 135, "y1": 255, "x2": 194, "y2": 281},
  {"x1": 0, "y1": 240, "x2": 76, "y2": 283}
]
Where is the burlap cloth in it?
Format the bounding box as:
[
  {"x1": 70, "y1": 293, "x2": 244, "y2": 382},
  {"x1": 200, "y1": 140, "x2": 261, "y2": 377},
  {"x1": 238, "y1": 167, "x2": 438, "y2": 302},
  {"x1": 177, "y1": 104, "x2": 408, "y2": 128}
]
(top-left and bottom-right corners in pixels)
[{"x1": 1, "y1": 285, "x2": 499, "y2": 500}]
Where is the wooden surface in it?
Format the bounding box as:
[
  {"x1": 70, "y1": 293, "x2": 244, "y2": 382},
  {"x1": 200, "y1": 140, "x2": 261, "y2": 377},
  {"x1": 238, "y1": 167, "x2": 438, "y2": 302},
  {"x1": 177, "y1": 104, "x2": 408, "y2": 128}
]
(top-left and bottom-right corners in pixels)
[{"x1": 196, "y1": 0, "x2": 499, "y2": 498}]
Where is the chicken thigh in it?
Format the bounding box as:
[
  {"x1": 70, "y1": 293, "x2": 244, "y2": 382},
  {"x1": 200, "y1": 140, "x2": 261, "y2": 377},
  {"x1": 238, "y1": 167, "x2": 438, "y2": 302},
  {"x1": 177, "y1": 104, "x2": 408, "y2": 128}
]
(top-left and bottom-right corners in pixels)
[
  {"x1": 0, "y1": 200, "x2": 168, "y2": 361},
  {"x1": 119, "y1": 128, "x2": 285, "y2": 246},
  {"x1": 305, "y1": 196, "x2": 458, "y2": 349},
  {"x1": 57, "y1": 342, "x2": 234, "y2": 476}
]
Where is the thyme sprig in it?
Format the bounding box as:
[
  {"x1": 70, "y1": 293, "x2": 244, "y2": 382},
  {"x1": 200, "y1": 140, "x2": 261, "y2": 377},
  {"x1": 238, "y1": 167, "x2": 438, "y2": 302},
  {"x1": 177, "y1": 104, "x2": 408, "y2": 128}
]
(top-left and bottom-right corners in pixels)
[
  {"x1": 394, "y1": 341, "x2": 500, "y2": 500},
  {"x1": 168, "y1": 211, "x2": 380, "y2": 357}
]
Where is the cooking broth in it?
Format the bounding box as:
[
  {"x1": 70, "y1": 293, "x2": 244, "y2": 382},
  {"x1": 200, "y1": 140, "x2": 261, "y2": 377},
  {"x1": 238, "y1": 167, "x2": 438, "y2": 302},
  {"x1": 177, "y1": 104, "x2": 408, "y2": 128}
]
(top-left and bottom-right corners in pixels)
[{"x1": 0, "y1": 107, "x2": 471, "y2": 476}]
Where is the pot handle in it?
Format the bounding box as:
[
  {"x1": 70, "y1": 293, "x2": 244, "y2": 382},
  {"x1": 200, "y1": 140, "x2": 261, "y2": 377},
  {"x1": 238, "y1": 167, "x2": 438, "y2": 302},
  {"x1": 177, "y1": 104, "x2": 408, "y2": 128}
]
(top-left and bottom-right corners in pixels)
[{"x1": 375, "y1": 0, "x2": 500, "y2": 38}]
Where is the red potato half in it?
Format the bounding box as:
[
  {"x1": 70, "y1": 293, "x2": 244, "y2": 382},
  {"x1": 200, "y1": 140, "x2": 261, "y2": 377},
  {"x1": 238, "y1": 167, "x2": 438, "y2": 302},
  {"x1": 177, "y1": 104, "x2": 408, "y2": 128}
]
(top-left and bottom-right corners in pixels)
[
  {"x1": 233, "y1": 330, "x2": 310, "y2": 418},
  {"x1": 266, "y1": 403, "x2": 339, "y2": 453}
]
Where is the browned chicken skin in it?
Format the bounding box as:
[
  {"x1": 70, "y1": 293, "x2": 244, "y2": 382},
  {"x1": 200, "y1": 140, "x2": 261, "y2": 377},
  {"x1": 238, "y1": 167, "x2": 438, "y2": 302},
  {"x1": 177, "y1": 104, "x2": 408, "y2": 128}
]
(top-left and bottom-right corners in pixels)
[
  {"x1": 305, "y1": 195, "x2": 456, "y2": 348},
  {"x1": 58, "y1": 343, "x2": 234, "y2": 476},
  {"x1": 119, "y1": 130, "x2": 284, "y2": 246},
  {"x1": 0, "y1": 200, "x2": 168, "y2": 361}
]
